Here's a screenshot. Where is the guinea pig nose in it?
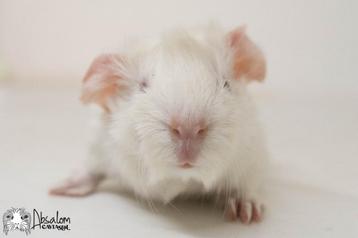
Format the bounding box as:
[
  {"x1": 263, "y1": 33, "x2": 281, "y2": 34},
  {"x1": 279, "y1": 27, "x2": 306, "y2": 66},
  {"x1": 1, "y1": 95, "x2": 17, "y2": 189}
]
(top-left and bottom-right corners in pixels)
[
  {"x1": 170, "y1": 126, "x2": 181, "y2": 136},
  {"x1": 170, "y1": 125, "x2": 183, "y2": 138},
  {"x1": 169, "y1": 122, "x2": 208, "y2": 139},
  {"x1": 195, "y1": 125, "x2": 208, "y2": 136}
]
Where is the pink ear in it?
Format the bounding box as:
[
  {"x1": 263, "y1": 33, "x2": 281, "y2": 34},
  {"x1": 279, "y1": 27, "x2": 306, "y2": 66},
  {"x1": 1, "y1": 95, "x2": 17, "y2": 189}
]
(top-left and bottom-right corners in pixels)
[
  {"x1": 81, "y1": 54, "x2": 125, "y2": 112},
  {"x1": 228, "y1": 26, "x2": 266, "y2": 82}
]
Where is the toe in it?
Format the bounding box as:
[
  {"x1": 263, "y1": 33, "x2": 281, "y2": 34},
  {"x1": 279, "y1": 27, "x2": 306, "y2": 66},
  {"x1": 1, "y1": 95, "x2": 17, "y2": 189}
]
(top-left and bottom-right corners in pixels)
[
  {"x1": 239, "y1": 201, "x2": 252, "y2": 224},
  {"x1": 225, "y1": 198, "x2": 238, "y2": 221},
  {"x1": 252, "y1": 203, "x2": 263, "y2": 222},
  {"x1": 225, "y1": 198, "x2": 265, "y2": 223}
]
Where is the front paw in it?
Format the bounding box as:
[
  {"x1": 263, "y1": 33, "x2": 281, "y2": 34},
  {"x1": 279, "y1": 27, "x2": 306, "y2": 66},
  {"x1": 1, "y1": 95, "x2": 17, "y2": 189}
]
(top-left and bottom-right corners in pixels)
[
  {"x1": 49, "y1": 170, "x2": 103, "y2": 197},
  {"x1": 225, "y1": 197, "x2": 264, "y2": 224}
]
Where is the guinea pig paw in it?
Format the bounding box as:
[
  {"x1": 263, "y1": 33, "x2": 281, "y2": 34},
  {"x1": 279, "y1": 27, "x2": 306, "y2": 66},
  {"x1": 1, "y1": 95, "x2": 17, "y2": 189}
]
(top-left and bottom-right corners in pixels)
[
  {"x1": 49, "y1": 172, "x2": 102, "y2": 197},
  {"x1": 225, "y1": 198, "x2": 264, "y2": 224}
]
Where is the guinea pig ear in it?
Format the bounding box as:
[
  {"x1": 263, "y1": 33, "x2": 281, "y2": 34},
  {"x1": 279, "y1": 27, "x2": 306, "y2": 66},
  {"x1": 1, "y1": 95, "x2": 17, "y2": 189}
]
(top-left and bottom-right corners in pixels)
[
  {"x1": 227, "y1": 26, "x2": 266, "y2": 82},
  {"x1": 81, "y1": 54, "x2": 130, "y2": 113}
]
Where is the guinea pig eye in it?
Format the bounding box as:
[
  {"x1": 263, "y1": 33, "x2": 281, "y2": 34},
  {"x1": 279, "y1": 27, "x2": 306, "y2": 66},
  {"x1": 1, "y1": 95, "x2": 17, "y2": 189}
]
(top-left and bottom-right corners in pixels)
[
  {"x1": 22, "y1": 215, "x2": 28, "y2": 219},
  {"x1": 223, "y1": 81, "x2": 230, "y2": 89},
  {"x1": 6, "y1": 215, "x2": 11, "y2": 219}
]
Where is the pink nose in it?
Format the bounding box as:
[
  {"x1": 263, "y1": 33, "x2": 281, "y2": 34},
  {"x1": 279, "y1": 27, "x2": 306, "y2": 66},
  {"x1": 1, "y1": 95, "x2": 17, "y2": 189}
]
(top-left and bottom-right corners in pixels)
[
  {"x1": 169, "y1": 121, "x2": 208, "y2": 166},
  {"x1": 170, "y1": 124, "x2": 207, "y2": 139}
]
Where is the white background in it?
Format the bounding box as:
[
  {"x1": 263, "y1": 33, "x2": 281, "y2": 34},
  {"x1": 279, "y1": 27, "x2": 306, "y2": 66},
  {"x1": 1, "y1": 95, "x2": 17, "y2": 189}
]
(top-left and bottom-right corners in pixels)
[
  {"x1": 0, "y1": 0, "x2": 357, "y2": 91},
  {"x1": 0, "y1": 0, "x2": 357, "y2": 237}
]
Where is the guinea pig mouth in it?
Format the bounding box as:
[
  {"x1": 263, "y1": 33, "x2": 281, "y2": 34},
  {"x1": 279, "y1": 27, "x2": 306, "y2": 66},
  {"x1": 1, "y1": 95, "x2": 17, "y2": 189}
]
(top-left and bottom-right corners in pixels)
[
  {"x1": 176, "y1": 151, "x2": 198, "y2": 169},
  {"x1": 179, "y1": 161, "x2": 194, "y2": 169},
  {"x1": 175, "y1": 140, "x2": 201, "y2": 168}
]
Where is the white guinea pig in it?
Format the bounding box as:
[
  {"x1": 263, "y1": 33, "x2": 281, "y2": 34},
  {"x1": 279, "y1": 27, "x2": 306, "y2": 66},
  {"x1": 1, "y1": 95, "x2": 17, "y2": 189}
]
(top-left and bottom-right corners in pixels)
[{"x1": 50, "y1": 23, "x2": 269, "y2": 223}]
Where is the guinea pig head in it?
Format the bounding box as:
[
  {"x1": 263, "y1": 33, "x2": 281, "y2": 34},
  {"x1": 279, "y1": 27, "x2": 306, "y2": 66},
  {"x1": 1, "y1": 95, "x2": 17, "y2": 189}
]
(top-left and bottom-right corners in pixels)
[{"x1": 80, "y1": 25, "x2": 266, "y2": 181}]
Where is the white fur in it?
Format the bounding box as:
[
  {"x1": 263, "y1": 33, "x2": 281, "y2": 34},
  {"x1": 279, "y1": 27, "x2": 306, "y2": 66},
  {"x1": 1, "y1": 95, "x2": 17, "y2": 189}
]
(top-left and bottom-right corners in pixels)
[{"x1": 81, "y1": 24, "x2": 269, "y2": 205}]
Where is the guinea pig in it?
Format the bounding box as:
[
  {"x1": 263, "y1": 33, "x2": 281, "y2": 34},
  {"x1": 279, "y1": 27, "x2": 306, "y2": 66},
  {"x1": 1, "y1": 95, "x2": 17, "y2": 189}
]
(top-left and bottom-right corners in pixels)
[
  {"x1": 49, "y1": 23, "x2": 269, "y2": 224},
  {"x1": 3, "y1": 208, "x2": 31, "y2": 235}
]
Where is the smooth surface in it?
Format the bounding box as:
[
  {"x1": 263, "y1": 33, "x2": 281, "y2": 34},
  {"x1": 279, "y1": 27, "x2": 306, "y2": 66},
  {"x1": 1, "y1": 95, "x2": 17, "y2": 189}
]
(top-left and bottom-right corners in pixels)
[
  {"x1": 1, "y1": 0, "x2": 358, "y2": 92},
  {"x1": 0, "y1": 84, "x2": 357, "y2": 237}
]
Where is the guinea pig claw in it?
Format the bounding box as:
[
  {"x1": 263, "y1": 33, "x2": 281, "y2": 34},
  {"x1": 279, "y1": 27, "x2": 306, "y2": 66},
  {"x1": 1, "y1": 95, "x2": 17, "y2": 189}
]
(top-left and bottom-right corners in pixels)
[{"x1": 225, "y1": 198, "x2": 264, "y2": 224}]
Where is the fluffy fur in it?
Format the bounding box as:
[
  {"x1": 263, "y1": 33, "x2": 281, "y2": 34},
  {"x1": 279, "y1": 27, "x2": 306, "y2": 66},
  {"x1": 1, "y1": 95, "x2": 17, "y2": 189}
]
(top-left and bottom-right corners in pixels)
[{"x1": 50, "y1": 23, "x2": 269, "y2": 223}]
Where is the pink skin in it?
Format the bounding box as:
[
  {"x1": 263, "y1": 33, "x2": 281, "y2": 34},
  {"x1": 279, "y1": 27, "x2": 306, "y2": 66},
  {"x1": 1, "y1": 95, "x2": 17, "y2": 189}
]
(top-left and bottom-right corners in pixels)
[
  {"x1": 225, "y1": 198, "x2": 264, "y2": 223},
  {"x1": 228, "y1": 27, "x2": 266, "y2": 82},
  {"x1": 49, "y1": 170, "x2": 103, "y2": 197},
  {"x1": 169, "y1": 119, "x2": 208, "y2": 168}
]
